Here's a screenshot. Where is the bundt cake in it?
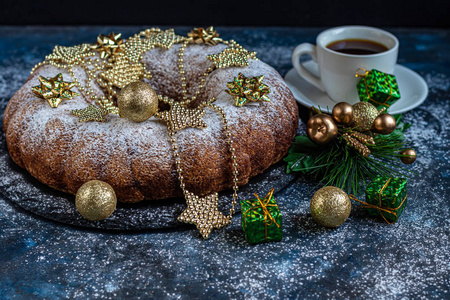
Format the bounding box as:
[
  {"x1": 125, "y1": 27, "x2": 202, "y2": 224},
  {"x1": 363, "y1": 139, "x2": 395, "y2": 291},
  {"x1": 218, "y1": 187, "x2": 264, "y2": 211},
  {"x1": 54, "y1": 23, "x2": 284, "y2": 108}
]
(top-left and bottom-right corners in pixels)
[{"x1": 2, "y1": 28, "x2": 299, "y2": 203}]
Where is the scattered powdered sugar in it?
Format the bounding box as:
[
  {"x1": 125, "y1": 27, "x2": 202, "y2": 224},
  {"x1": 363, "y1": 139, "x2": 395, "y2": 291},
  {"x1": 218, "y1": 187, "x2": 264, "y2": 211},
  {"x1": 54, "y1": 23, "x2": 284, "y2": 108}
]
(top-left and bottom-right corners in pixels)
[
  {"x1": 0, "y1": 28, "x2": 448, "y2": 299},
  {"x1": 424, "y1": 72, "x2": 450, "y2": 93}
]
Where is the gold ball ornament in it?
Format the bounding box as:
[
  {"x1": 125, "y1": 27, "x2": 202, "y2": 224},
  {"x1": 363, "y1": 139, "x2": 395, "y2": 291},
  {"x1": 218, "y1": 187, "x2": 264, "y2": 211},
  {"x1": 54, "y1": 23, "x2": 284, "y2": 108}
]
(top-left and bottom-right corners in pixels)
[
  {"x1": 332, "y1": 102, "x2": 354, "y2": 126},
  {"x1": 307, "y1": 114, "x2": 338, "y2": 145},
  {"x1": 352, "y1": 102, "x2": 379, "y2": 131},
  {"x1": 371, "y1": 113, "x2": 396, "y2": 135},
  {"x1": 310, "y1": 186, "x2": 351, "y2": 228},
  {"x1": 400, "y1": 148, "x2": 417, "y2": 164},
  {"x1": 75, "y1": 180, "x2": 117, "y2": 221},
  {"x1": 117, "y1": 81, "x2": 158, "y2": 122}
]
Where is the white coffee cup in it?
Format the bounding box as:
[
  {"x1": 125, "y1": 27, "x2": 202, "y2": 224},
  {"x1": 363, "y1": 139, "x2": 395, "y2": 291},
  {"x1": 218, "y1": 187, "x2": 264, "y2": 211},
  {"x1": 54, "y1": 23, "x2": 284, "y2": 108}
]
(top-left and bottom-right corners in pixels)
[{"x1": 292, "y1": 26, "x2": 399, "y2": 104}]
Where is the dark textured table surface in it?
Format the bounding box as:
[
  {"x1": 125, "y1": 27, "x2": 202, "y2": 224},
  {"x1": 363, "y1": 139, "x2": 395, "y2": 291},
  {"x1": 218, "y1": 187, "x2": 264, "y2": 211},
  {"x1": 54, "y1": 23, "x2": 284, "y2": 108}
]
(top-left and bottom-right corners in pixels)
[{"x1": 0, "y1": 26, "x2": 449, "y2": 299}]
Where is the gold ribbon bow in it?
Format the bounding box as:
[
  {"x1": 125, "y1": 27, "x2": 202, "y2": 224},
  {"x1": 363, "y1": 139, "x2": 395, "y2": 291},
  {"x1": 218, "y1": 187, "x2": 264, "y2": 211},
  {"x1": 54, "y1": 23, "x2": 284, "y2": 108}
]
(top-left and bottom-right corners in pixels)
[
  {"x1": 244, "y1": 188, "x2": 280, "y2": 241},
  {"x1": 355, "y1": 68, "x2": 393, "y2": 107},
  {"x1": 349, "y1": 178, "x2": 407, "y2": 225}
]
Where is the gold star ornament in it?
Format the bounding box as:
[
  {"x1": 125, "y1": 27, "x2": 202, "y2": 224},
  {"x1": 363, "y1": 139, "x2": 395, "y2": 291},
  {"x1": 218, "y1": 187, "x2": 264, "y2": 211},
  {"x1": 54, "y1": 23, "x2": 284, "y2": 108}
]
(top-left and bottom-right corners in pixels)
[
  {"x1": 91, "y1": 32, "x2": 124, "y2": 59},
  {"x1": 226, "y1": 73, "x2": 271, "y2": 107},
  {"x1": 142, "y1": 28, "x2": 186, "y2": 49},
  {"x1": 188, "y1": 26, "x2": 222, "y2": 46},
  {"x1": 157, "y1": 102, "x2": 207, "y2": 132},
  {"x1": 31, "y1": 73, "x2": 79, "y2": 108},
  {"x1": 45, "y1": 43, "x2": 93, "y2": 65},
  {"x1": 178, "y1": 191, "x2": 231, "y2": 239},
  {"x1": 208, "y1": 46, "x2": 257, "y2": 69},
  {"x1": 71, "y1": 104, "x2": 108, "y2": 122},
  {"x1": 99, "y1": 54, "x2": 146, "y2": 89}
]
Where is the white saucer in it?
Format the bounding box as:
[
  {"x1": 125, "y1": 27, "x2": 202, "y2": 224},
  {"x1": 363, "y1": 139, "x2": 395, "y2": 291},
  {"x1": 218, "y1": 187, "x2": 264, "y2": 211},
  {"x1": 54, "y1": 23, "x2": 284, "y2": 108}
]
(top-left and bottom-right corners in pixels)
[{"x1": 284, "y1": 61, "x2": 429, "y2": 114}]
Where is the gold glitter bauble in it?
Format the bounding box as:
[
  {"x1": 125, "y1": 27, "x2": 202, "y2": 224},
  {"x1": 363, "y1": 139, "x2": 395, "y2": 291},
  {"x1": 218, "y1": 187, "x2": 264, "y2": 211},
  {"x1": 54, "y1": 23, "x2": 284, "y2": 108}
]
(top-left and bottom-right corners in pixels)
[
  {"x1": 332, "y1": 102, "x2": 354, "y2": 126},
  {"x1": 307, "y1": 114, "x2": 338, "y2": 145},
  {"x1": 352, "y1": 102, "x2": 379, "y2": 131},
  {"x1": 371, "y1": 113, "x2": 396, "y2": 135},
  {"x1": 400, "y1": 148, "x2": 417, "y2": 164},
  {"x1": 75, "y1": 180, "x2": 117, "y2": 221},
  {"x1": 310, "y1": 186, "x2": 351, "y2": 228},
  {"x1": 117, "y1": 81, "x2": 158, "y2": 122}
]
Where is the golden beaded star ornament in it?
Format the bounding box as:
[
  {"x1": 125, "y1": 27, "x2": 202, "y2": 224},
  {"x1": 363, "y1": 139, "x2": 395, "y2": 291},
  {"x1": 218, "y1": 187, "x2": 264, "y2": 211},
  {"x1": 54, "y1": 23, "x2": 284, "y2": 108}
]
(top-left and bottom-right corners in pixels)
[{"x1": 31, "y1": 27, "x2": 267, "y2": 238}]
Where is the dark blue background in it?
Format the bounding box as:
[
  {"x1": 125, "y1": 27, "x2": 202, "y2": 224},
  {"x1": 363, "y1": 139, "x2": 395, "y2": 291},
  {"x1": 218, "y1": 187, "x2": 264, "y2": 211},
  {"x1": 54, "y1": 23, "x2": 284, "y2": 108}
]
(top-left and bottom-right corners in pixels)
[{"x1": 0, "y1": 26, "x2": 449, "y2": 299}]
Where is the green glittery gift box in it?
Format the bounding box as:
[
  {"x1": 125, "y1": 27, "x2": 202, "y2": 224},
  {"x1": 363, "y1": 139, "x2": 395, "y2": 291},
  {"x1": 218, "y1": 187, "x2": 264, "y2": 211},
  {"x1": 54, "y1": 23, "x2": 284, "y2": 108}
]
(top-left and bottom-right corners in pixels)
[
  {"x1": 356, "y1": 69, "x2": 401, "y2": 110},
  {"x1": 365, "y1": 176, "x2": 407, "y2": 224},
  {"x1": 240, "y1": 189, "x2": 282, "y2": 244}
]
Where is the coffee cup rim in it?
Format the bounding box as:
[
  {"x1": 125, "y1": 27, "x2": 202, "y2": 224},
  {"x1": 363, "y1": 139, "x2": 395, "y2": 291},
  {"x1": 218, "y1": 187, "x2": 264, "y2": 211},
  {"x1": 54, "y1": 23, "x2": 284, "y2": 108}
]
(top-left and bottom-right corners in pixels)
[{"x1": 317, "y1": 25, "x2": 399, "y2": 58}]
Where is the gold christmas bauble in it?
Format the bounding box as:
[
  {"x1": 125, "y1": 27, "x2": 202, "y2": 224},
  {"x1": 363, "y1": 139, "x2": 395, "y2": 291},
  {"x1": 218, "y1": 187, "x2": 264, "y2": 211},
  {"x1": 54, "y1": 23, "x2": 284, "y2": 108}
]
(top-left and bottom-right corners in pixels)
[
  {"x1": 332, "y1": 102, "x2": 354, "y2": 126},
  {"x1": 117, "y1": 81, "x2": 158, "y2": 122},
  {"x1": 371, "y1": 113, "x2": 396, "y2": 135},
  {"x1": 352, "y1": 102, "x2": 379, "y2": 131},
  {"x1": 400, "y1": 148, "x2": 417, "y2": 164},
  {"x1": 310, "y1": 186, "x2": 351, "y2": 228},
  {"x1": 307, "y1": 114, "x2": 338, "y2": 145},
  {"x1": 75, "y1": 180, "x2": 117, "y2": 221}
]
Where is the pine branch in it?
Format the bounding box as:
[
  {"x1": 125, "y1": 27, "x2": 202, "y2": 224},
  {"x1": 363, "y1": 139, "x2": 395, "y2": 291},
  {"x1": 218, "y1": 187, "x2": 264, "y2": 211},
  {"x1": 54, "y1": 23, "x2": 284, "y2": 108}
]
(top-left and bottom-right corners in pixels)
[{"x1": 283, "y1": 114, "x2": 415, "y2": 195}]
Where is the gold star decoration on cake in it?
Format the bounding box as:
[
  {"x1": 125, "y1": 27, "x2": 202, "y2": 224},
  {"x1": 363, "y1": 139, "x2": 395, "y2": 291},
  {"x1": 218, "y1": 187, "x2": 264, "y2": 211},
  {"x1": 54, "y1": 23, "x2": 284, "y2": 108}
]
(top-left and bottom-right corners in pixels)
[
  {"x1": 123, "y1": 34, "x2": 155, "y2": 63},
  {"x1": 142, "y1": 28, "x2": 186, "y2": 49},
  {"x1": 178, "y1": 191, "x2": 231, "y2": 239},
  {"x1": 45, "y1": 44, "x2": 94, "y2": 65},
  {"x1": 157, "y1": 102, "x2": 207, "y2": 132},
  {"x1": 31, "y1": 73, "x2": 80, "y2": 108},
  {"x1": 226, "y1": 73, "x2": 271, "y2": 107},
  {"x1": 188, "y1": 26, "x2": 222, "y2": 46},
  {"x1": 71, "y1": 104, "x2": 108, "y2": 122},
  {"x1": 207, "y1": 46, "x2": 257, "y2": 69},
  {"x1": 99, "y1": 54, "x2": 147, "y2": 89},
  {"x1": 91, "y1": 32, "x2": 124, "y2": 59}
]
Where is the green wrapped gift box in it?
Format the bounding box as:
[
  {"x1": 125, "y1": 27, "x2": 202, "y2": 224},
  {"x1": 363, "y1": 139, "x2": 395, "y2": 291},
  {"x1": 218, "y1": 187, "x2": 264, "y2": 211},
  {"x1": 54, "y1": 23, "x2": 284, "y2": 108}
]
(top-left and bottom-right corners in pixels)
[
  {"x1": 364, "y1": 176, "x2": 407, "y2": 224},
  {"x1": 356, "y1": 69, "x2": 401, "y2": 110},
  {"x1": 240, "y1": 188, "x2": 282, "y2": 244}
]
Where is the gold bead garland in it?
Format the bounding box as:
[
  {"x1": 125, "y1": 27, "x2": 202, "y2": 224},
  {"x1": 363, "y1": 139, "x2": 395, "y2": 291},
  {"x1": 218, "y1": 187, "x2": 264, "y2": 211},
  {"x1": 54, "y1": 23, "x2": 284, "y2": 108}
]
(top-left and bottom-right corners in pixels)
[
  {"x1": 30, "y1": 27, "x2": 264, "y2": 238},
  {"x1": 31, "y1": 28, "x2": 258, "y2": 116},
  {"x1": 177, "y1": 40, "x2": 215, "y2": 104},
  {"x1": 164, "y1": 98, "x2": 240, "y2": 239}
]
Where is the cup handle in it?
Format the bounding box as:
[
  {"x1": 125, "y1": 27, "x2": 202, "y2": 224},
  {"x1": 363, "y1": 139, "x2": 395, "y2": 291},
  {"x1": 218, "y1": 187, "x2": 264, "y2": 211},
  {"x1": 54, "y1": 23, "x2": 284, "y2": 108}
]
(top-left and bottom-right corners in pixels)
[{"x1": 292, "y1": 43, "x2": 325, "y2": 92}]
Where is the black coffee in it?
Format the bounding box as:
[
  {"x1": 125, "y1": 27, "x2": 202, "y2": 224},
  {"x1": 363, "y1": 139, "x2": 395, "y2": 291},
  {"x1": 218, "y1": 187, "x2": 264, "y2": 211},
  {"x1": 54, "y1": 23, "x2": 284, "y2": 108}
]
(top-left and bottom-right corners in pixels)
[{"x1": 326, "y1": 39, "x2": 389, "y2": 55}]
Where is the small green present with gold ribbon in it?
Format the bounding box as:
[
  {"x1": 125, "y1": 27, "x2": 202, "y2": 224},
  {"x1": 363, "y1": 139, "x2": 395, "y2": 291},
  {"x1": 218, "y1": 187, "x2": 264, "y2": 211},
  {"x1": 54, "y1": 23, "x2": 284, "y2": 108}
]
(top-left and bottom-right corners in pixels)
[
  {"x1": 351, "y1": 176, "x2": 407, "y2": 224},
  {"x1": 240, "y1": 188, "x2": 282, "y2": 244},
  {"x1": 356, "y1": 68, "x2": 401, "y2": 110}
]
